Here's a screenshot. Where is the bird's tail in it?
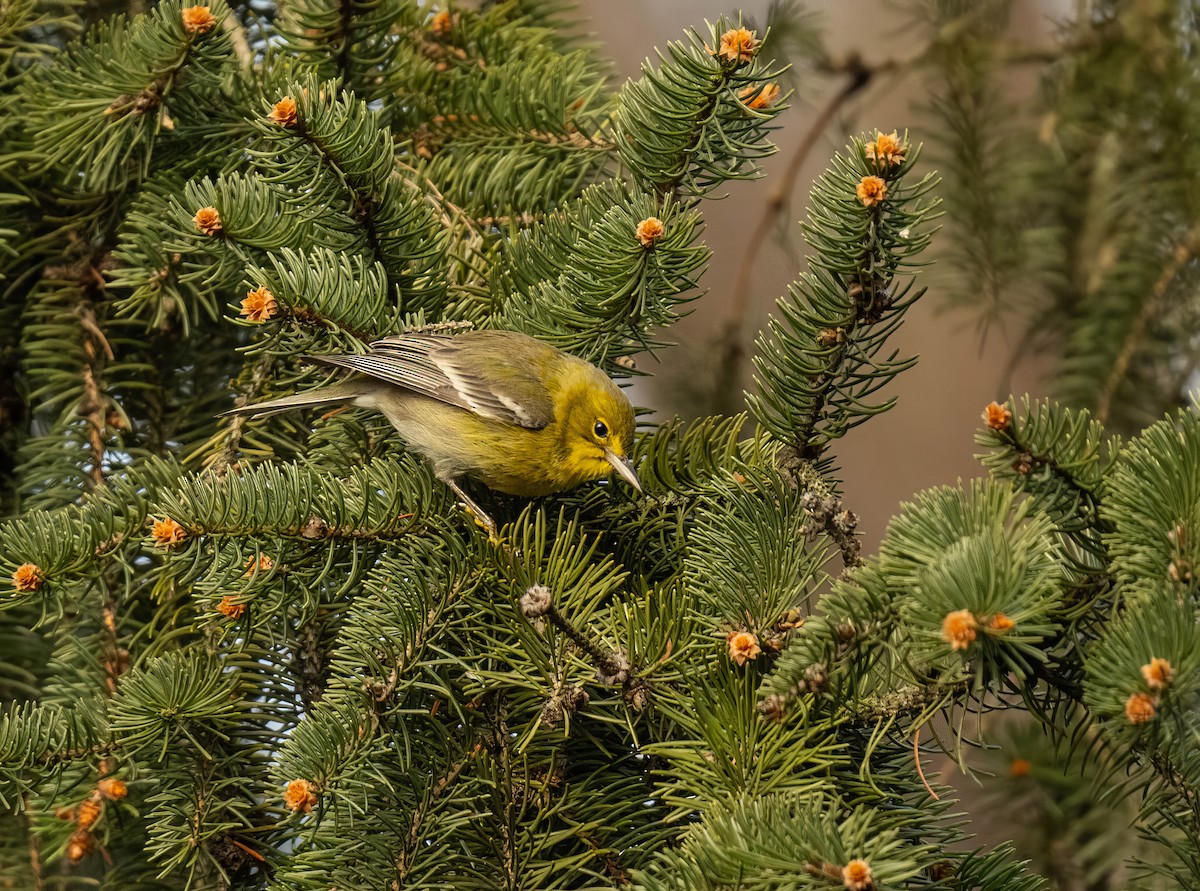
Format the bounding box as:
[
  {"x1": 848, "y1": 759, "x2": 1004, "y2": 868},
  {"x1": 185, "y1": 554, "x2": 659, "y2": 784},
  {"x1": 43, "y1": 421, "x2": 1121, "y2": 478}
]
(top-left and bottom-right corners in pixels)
[{"x1": 223, "y1": 380, "x2": 365, "y2": 420}]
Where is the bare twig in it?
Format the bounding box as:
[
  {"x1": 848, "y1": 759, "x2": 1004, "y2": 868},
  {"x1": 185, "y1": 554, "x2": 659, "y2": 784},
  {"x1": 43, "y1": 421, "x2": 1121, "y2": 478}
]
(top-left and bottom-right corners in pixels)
[
  {"x1": 221, "y1": 11, "x2": 254, "y2": 73},
  {"x1": 913, "y1": 726, "x2": 941, "y2": 800}
]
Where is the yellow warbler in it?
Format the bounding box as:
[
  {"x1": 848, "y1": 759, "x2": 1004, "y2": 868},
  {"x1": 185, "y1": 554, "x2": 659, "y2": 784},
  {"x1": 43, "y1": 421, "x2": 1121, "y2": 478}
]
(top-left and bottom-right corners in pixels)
[{"x1": 228, "y1": 330, "x2": 641, "y2": 535}]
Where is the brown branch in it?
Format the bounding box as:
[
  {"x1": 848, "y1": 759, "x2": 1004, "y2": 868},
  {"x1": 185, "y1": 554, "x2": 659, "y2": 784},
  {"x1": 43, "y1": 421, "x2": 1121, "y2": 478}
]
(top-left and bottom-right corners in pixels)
[
  {"x1": 393, "y1": 749, "x2": 477, "y2": 887},
  {"x1": 181, "y1": 516, "x2": 430, "y2": 542},
  {"x1": 394, "y1": 158, "x2": 484, "y2": 239},
  {"x1": 370, "y1": 574, "x2": 477, "y2": 704},
  {"x1": 220, "y1": 10, "x2": 253, "y2": 73},
  {"x1": 209, "y1": 353, "x2": 275, "y2": 475},
  {"x1": 913, "y1": 727, "x2": 940, "y2": 800},
  {"x1": 715, "y1": 65, "x2": 877, "y2": 413},
  {"x1": 23, "y1": 796, "x2": 43, "y2": 891},
  {"x1": 1096, "y1": 225, "x2": 1200, "y2": 424}
]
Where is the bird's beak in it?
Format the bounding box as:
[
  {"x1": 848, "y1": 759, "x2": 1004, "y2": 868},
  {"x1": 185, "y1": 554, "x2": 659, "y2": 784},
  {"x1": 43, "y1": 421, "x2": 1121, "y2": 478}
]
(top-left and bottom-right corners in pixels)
[{"x1": 604, "y1": 450, "x2": 642, "y2": 494}]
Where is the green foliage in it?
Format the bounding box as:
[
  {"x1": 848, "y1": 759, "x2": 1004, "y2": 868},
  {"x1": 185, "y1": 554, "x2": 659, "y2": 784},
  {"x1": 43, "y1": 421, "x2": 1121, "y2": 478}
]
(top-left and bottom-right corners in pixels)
[
  {"x1": 747, "y1": 134, "x2": 940, "y2": 463},
  {"x1": 1, "y1": 0, "x2": 1196, "y2": 888},
  {"x1": 631, "y1": 793, "x2": 938, "y2": 891},
  {"x1": 761, "y1": 479, "x2": 1066, "y2": 716},
  {"x1": 974, "y1": 715, "x2": 1172, "y2": 889},
  {"x1": 19, "y1": 0, "x2": 236, "y2": 193},
  {"x1": 922, "y1": 0, "x2": 1200, "y2": 431}
]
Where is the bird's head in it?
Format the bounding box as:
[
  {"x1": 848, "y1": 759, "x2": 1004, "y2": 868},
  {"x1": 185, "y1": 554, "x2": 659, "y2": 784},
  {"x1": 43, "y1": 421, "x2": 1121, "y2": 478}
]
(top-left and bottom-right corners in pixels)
[{"x1": 558, "y1": 370, "x2": 640, "y2": 493}]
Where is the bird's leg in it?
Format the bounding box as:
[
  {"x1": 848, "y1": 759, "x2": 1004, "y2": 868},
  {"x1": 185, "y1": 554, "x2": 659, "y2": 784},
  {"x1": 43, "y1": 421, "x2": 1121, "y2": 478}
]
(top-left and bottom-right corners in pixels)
[{"x1": 442, "y1": 477, "x2": 499, "y2": 542}]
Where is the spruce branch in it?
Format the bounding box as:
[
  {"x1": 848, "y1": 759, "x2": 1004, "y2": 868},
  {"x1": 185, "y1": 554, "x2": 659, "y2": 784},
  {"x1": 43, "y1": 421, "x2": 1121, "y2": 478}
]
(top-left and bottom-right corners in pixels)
[
  {"x1": 612, "y1": 17, "x2": 787, "y2": 204},
  {"x1": 747, "y1": 131, "x2": 940, "y2": 460}
]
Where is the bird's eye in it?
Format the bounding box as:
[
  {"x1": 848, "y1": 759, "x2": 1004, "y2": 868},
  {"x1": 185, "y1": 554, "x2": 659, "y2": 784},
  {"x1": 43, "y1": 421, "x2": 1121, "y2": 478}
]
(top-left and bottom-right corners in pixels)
[{"x1": 593, "y1": 420, "x2": 609, "y2": 439}]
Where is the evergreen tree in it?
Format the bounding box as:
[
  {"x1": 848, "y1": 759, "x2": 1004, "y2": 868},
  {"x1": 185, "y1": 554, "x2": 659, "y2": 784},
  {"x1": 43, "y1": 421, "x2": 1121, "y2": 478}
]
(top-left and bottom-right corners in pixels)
[
  {"x1": 922, "y1": 0, "x2": 1200, "y2": 432},
  {"x1": 0, "y1": 3, "x2": 1196, "y2": 891}
]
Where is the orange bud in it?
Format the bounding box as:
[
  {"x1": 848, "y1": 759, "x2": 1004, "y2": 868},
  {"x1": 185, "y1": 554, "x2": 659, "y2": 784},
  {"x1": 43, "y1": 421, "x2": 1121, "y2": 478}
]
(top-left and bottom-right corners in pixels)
[
  {"x1": 982, "y1": 401, "x2": 1012, "y2": 431},
  {"x1": 66, "y1": 829, "x2": 94, "y2": 862},
  {"x1": 716, "y1": 27, "x2": 757, "y2": 64},
  {"x1": 1141, "y1": 657, "x2": 1173, "y2": 691},
  {"x1": 941, "y1": 609, "x2": 978, "y2": 651},
  {"x1": 97, "y1": 777, "x2": 127, "y2": 800},
  {"x1": 284, "y1": 778, "x2": 318, "y2": 813},
  {"x1": 430, "y1": 9, "x2": 453, "y2": 38},
  {"x1": 76, "y1": 797, "x2": 102, "y2": 830},
  {"x1": 240, "y1": 286, "x2": 277, "y2": 323},
  {"x1": 1125, "y1": 692, "x2": 1156, "y2": 724},
  {"x1": 11, "y1": 563, "x2": 43, "y2": 592},
  {"x1": 865, "y1": 130, "x2": 906, "y2": 168},
  {"x1": 726, "y1": 630, "x2": 762, "y2": 666},
  {"x1": 193, "y1": 206, "x2": 222, "y2": 236},
  {"x1": 855, "y1": 175, "x2": 887, "y2": 207},
  {"x1": 267, "y1": 97, "x2": 298, "y2": 127},
  {"x1": 635, "y1": 217, "x2": 665, "y2": 247},
  {"x1": 842, "y1": 858, "x2": 874, "y2": 890},
  {"x1": 181, "y1": 6, "x2": 217, "y2": 35},
  {"x1": 151, "y1": 517, "x2": 186, "y2": 548},
  {"x1": 739, "y1": 82, "x2": 780, "y2": 109},
  {"x1": 986, "y1": 613, "x2": 1015, "y2": 633}
]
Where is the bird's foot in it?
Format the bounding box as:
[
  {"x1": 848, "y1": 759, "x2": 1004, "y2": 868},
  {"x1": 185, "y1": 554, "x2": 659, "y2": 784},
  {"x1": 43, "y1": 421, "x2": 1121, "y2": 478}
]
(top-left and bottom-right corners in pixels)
[
  {"x1": 462, "y1": 504, "x2": 500, "y2": 544},
  {"x1": 443, "y1": 478, "x2": 501, "y2": 544}
]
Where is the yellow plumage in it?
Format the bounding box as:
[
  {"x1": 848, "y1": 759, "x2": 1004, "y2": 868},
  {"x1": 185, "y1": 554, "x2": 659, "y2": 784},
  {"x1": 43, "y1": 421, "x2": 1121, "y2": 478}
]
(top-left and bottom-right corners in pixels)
[{"x1": 227, "y1": 329, "x2": 640, "y2": 535}]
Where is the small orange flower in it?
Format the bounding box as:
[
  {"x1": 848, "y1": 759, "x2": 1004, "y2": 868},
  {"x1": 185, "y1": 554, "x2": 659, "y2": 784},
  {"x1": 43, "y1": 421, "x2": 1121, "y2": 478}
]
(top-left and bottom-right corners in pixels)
[
  {"x1": 727, "y1": 630, "x2": 762, "y2": 666},
  {"x1": 986, "y1": 613, "x2": 1015, "y2": 633},
  {"x1": 865, "y1": 130, "x2": 906, "y2": 168},
  {"x1": 216, "y1": 595, "x2": 245, "y2": 619},
  {"x1": 11, "y1": 563, "x2": 43, "y2": 592},
  {"x1": 941, "y1": 609, "x2": 978, "y2": 651},
  {"x1": 76, "y1": 797, "x2": 102, "y2": 830},
  {"x1": 855, "y1": 175, "x2": 888, "y2": 207},
  {"x1": 636, "y1": 217, "x2": 665, "y2": 246},
  {"x1": 1124, "y1": 692, "x2": 1157, "y2": 724},
  {"x1": 430, "y1": 9, "x2": 453, "y2": 38},
  {"x1": 194, "y1": 206, "x2": 222, "y2": 236},
  {"x1": 66, "y1": 829, "x2": 94, "y2": 862},
  {"x1": 983, "y1": 401, "x2": 1012, "y2": 431},
  {"x1": 240, "y1": 286, "x2": 277, "y2": 323},
  {"x1": 284, "y1": 778, "x2": 318, "y2": 813},
  {"x1": 1141, "y1": 657, "x2": 1174, "y2": 691},
  {"x1": 151, "y1": 517, "x2": 186, "y2": 548},
  {"x1": 267, "y1": 96, "x2": 298, "y2": 127},
  {"x1": 716, "y1": 27, "x2": 757, "y2": 64},
  {"x1": 842, "y1": 858, "x2": 874, "y2": 891},
  {"x1": 245, "y1": 554, "x2": 274, "y2": 575},
  {"x1": 97, "y1": 778, "x2": 127, "y2": 800},
  {"x1": 739, "y1": 82, "x2": 780, "y2": 109},
  {"x1": 1009, "y1": 757, "x2": 1032, "y2": 778},
  {"x1": 181, "y1": 5, "x2": 217, "y2": 35}
]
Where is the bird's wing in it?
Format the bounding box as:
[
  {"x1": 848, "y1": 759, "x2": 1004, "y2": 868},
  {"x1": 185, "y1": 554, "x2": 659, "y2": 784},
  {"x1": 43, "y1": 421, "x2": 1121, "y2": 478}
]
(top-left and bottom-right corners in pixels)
[{"x1": 311, "y1": 332, "x2": 556, "y2": 430}]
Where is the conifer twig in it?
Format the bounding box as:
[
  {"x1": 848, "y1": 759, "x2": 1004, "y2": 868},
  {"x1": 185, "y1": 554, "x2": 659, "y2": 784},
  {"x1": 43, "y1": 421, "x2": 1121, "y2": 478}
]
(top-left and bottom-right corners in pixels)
[{"x1": 1096, "y1": 225, "x2": 1200, "y2": 424}]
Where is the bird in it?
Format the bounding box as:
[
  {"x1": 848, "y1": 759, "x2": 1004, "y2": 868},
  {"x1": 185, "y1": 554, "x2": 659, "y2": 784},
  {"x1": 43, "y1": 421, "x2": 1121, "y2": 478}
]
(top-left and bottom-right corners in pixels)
[{"x1": 225, "y1": 329, "x2": 641, "y2": 537}]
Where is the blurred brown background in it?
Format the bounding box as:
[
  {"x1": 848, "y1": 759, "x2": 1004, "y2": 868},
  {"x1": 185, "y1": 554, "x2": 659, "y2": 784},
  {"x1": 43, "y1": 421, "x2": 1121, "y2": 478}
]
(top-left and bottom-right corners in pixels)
[{"x1": 585, "y1": 0, "x2": 1061, "y2": 550}]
